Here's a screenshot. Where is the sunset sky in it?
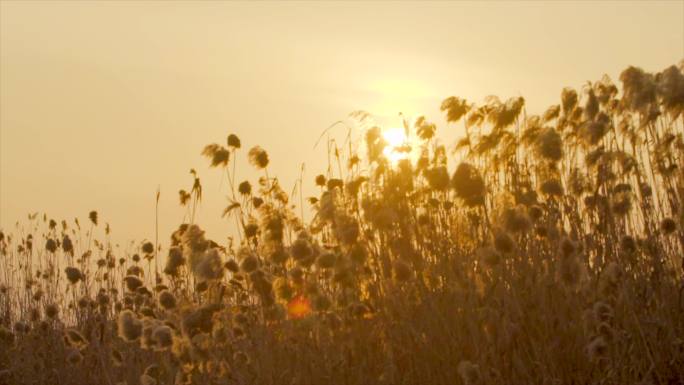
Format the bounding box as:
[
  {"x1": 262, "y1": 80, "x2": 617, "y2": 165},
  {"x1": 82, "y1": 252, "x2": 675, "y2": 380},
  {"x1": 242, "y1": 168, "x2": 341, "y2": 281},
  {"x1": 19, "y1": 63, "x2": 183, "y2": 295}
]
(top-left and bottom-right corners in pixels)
[{"x1": 1, "y1": 1, "x2": 682, "y2": 245}]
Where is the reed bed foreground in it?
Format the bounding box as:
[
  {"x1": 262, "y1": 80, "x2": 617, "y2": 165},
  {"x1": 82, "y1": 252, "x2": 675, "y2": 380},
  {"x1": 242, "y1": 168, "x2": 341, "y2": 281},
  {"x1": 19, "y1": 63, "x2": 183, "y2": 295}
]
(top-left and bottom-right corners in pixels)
[{"x1": 1, "y1": 62, "x2": 684, "y2": 385}]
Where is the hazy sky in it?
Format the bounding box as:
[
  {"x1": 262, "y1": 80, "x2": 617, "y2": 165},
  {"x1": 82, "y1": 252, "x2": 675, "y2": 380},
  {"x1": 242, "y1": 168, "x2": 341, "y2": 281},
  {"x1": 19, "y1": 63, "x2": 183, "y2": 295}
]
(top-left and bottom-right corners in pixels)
[{"x1": 1, "y1": 1, "x2": 683, "y2": 245}]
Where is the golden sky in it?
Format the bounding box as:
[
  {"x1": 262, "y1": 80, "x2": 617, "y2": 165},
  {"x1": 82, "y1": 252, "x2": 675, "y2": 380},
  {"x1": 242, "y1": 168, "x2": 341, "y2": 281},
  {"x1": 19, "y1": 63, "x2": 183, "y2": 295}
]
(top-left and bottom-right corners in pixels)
[{"x1": 1, "y1": 1, "x2": 683, "y2": 245}]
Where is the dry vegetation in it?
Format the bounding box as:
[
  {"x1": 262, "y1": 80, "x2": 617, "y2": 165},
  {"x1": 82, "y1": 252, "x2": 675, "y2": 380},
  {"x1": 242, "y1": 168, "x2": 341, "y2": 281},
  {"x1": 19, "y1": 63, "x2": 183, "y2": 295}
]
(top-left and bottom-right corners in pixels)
[{"x1": 1, "y1": 62, "x2": 684, "y2": 385}]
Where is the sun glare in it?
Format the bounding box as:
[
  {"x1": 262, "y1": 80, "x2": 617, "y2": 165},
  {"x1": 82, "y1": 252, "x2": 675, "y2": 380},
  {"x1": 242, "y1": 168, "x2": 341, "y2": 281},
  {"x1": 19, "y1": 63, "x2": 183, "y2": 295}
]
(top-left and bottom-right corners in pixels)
[{"x1": 382, "y1": 127, "x2": 414, "y2": 164}]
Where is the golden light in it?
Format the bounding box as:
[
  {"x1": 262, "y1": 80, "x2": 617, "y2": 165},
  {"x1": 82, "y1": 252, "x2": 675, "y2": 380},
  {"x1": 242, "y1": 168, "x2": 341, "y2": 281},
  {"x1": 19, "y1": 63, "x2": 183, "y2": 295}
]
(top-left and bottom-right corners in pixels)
[
  {"x1": 367, "y1": 78, "x2": 435, "y2": 117},
  {"x1": 382, "y1": 127, "x2": 413, "y2": 164}
]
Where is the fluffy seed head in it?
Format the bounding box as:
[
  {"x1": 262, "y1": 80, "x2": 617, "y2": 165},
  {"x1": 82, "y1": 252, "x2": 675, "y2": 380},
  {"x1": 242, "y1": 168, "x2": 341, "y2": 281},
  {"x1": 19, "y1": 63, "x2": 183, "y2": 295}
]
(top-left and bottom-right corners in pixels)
[
  {"x1": 440, "y1": 96, "x2": 470, "y2": 123},
  {"x1": 535, "y1": 127, "x2": 563, "y2": 162},
  {"x1": 202, "y1": 143, "x2": 230, "y2": 168},
  {"x1": 240, "y1": 254, "x2": 258, "y2": 273},
  {"x1": 248, "y1": 146, "x2": 269, "y2": 169},
  {"x1": 238, "y1": 181, "x2": 252, "y2": 196},
  {"x1": 425, "y1": 166, "x2": 450, "y2": 191},
  {"x1": 269, "y1": 247, "x2": 289, "y2": 265},
  {"x1": 561, "y1": 87, "x2": 578, "y2": 115},
  {"x1": 451, "y1": 163, "x2": 486, "y2": 207},
  {"x1": 661, "y1": 217, "x2": 677, "y2": 234},
  {"x1": 45, "y1": 303, "x2": 59, "y2": 319},
  {"x1": 65, "y1": 267, "x2": 83, "y2": 284},
  {"x1": 291, "y1": 238, "x2": 313, "y2": 261},
  {"x1": 151, "y1": 325, "x2": 174, "y2": 351},
  {"x1": 89, "y1": 210, "x2": 98, "y2": 226},
  {"x1": 193, "y1": 248, "x2": 224, "y2": 281},
  {"x1": 45, "y1": 238, "x2": 57, "y2": 253},
  {"x1": 224, "y1": 258, "x2": 239, "y2": 273},
  {"x1": 181, "y1": 304, "x2": 221, "y2": 338},
  {"x1": 227, "y1": 134, "x2": 241, "y2": 149},
  {"x1": 164, "y1": 246, "x2": 185, "y2": 277},
  {"x1": 117, "y1": 310, "x2": 143, "y2": 342},
  {"x1": 62, "y1": 235, "x2": 74, "y2": 255},
  {"x1": 502, "y1": 205, "x2": 532, "y2": 233},
  {"x1": 124, "y1": 275, "x2": 144, "y2": 292},
  {"x1": 158, "y1": 290, "x2": 177, "y2": 310}
]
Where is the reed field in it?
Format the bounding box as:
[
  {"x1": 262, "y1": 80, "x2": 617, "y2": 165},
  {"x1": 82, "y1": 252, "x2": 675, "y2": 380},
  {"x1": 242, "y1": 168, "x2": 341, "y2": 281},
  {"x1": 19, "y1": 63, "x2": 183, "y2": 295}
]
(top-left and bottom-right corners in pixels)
[{"x1": 1, "y1": 61, "x2": 684, "y2": 385}]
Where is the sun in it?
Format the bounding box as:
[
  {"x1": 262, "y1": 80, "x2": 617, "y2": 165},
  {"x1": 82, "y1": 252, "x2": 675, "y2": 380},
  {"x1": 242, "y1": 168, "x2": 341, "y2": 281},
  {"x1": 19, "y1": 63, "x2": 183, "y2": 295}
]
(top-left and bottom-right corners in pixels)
[{"x1": 382, "y1": 127, "x2": 415, "y2": 164}]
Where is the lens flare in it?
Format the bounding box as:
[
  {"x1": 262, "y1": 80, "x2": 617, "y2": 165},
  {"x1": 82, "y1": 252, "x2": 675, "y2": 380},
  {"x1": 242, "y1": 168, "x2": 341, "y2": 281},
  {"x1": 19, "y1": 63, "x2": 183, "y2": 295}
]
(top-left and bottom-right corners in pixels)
[{"x1": 287, "y1": 295, "x2": 312, "y2": 319}]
